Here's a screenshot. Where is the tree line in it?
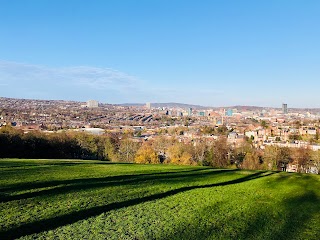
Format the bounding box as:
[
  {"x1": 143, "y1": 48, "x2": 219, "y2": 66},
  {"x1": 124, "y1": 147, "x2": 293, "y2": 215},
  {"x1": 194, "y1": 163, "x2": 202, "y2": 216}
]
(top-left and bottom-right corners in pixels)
[
  {"x1": 0, "y1": 126, "x2": 319, "y2": 173},
  {"x1": 0, "y1": 126, "x2": 115, "y2": 160},
  {"x1": 133, "y1": 136, "x2": 319, "y2": 173}
]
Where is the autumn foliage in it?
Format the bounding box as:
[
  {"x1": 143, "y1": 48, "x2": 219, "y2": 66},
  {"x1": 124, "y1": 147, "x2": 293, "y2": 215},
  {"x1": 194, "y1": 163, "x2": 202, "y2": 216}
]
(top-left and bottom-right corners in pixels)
[{"x1": 0, "y1": 125, "x2": 319, "y2": 173}]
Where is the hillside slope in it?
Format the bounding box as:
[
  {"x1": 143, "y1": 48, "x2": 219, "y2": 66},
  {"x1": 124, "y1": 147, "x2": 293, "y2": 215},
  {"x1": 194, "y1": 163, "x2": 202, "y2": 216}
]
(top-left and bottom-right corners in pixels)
[{"x1": 0, "y1": 159, "x2": 319, "y2": 239}]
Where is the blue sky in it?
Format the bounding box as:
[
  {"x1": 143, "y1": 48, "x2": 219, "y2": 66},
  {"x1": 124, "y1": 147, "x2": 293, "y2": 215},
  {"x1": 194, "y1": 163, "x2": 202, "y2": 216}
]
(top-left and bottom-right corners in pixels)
[{"x1": 1, "y1": 0, "x2": 320, "y2": 107}]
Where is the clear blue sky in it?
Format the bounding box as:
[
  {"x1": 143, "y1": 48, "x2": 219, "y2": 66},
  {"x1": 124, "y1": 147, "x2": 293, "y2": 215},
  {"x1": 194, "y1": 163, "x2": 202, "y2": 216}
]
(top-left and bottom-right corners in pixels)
[{"x1": 1, "y1": 0, "x2": 320, "y2": 107}]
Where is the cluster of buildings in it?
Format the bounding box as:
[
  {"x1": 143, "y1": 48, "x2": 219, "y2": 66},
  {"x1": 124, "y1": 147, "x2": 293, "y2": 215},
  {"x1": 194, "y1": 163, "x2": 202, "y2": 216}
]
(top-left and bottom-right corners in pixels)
[
  {"x1": 1, "y1": 97, "x2": 320, "y2": 151},
  {"x1": 1, "y1": 97, "x2": 320, "y2": 173}
]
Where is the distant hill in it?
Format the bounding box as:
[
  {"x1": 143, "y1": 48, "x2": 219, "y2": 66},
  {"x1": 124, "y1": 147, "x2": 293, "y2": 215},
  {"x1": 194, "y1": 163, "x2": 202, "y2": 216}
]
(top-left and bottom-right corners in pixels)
[
  {"x1": 227, "y1": 106, "x2": 266, "y2": 111},
  {"x1": 118, "y1": 103, "x2": 320, "y2": 113},
  {"x1": 1, "y1": 97, "x2": 320, "y2": 112},
  {"x1": 119, "y1": 102, "x2": 213, "y2": 109},
  {"x1": 119, "y1": 103, "x2": 274, "y2": 111}
]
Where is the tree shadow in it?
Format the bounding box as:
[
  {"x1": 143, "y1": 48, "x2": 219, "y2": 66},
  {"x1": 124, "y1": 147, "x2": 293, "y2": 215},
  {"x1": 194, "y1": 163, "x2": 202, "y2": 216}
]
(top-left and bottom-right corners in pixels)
[
  {"x1": 154, "y1": 173, "x2": 320, "y2": 240},
  {"x1": 238, "y1": 175, "x2": 320, "y2": 240},
  {"x1": 2, "y1": 168, "x2": 215, "y2": 192},
  {"x1": 1, "y1": 167, "x2": 208, "y2": 192},
  {"x1": 0, "y1": 168, "x2": 225, "y2": 203},
  {"x1": 0, "y1": 171, "x2": 273, "y2": 239}
]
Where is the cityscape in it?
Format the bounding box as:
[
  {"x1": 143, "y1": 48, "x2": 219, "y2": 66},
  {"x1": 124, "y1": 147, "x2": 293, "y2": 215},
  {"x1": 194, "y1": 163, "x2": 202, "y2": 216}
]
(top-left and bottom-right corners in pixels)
[
  {"x1": 1, "y1": 1, "x2": 320, "y2": 239},
  {"x1": 1, "y1": 96, "x2": 320, "y2": 174}
]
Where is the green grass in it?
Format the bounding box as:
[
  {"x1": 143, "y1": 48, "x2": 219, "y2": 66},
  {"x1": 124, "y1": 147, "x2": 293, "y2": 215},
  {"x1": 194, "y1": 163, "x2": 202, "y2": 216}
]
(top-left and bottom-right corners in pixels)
[{"x1": 0, "y1": 159, "x2": 319, "y2": 240}]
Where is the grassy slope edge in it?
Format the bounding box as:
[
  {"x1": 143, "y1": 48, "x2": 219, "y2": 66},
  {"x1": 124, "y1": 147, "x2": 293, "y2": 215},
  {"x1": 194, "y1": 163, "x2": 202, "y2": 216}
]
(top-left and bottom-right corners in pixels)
[{"x1": 0, "y1": 159, "x2": 319, "y2": 240}]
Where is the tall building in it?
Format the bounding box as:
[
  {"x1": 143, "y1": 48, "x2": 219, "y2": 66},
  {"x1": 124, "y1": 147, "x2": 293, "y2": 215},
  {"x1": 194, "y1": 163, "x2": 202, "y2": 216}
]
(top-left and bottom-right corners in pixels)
[
  {"x1": 282, "y1": 103, "x2": 288, "y2": 114},
  {"x1": 146, "y1": 102, "x2": 151, "y2": 110},
  {"x1": 87, "y1": 100, "x2": 99, "y2": 108},
  {"x1": 188, "y1": 108, "x2": 192, "y2": 116}
]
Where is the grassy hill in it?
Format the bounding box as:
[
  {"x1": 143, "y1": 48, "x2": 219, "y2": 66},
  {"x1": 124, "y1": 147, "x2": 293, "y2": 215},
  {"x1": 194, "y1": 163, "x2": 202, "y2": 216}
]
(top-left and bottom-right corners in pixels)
[{"x1": 0, "y1": 159, "x2": 319, "y2": 240}]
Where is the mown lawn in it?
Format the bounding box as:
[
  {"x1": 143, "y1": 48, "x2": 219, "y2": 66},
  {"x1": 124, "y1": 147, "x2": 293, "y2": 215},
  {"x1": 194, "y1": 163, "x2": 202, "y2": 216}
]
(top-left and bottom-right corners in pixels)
[{"x1": 0, "y1": 159, "x2": 319, "y2": 240}]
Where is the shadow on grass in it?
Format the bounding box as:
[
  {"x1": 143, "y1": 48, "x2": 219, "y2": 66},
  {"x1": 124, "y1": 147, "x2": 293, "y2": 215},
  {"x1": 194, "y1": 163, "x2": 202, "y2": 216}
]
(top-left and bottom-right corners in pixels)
[
  {"x1": 0, "y1": 171, "x2": 273, "y2": 239},
  {"x1": 0, "y1": 159, "x2": 106, "y2": 168},
  {"x1": 160, "y1": 192, "x2": 319, "y2": 240},
  {"x1": 0, "y1": 168, "x2": 226, "y2": 202},
  {"x1": 1, "y1": 167, "x2": 208, "y2": 191},
  {"x1": 239, "y1": 173, "x2": 320, "y2": 240},
  {"x1": 272, "y1": 191, "x2": 320, "y2": 240},
  {"x1": 156, "y1": 173, "x2": 320, "y2": 240}
]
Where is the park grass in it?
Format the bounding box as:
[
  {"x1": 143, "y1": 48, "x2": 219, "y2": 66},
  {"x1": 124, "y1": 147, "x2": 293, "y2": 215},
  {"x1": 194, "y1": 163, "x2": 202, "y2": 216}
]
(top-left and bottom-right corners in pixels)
[{"x1": 0, "y1": 159, "x2": 319, "y2": 240}]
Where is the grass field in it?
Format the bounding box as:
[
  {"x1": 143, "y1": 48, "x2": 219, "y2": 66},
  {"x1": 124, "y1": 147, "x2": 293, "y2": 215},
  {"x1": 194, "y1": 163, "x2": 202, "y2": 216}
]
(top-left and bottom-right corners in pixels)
[{"x1": 0, "y1": 159, "x2": 319, "y2": 240}]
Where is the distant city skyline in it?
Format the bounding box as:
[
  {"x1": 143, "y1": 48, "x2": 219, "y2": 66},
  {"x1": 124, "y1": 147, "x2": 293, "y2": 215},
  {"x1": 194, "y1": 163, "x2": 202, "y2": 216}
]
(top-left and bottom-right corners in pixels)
[{"x1": 1, "y1": 1, "x2": 320, "y2": 108}]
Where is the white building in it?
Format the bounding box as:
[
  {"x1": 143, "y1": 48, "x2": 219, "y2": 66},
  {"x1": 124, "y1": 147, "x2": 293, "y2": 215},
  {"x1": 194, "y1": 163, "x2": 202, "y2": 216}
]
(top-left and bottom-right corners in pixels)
[
  {"x1": 87, "y1": 100, "x2": 99, "y2": 108},
  {"x1": 245, "y1": 131, "x2": 258, "y2": 140},
  {"x1": 78, "y1": 128, "x2": 105, "y2": 135}
]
